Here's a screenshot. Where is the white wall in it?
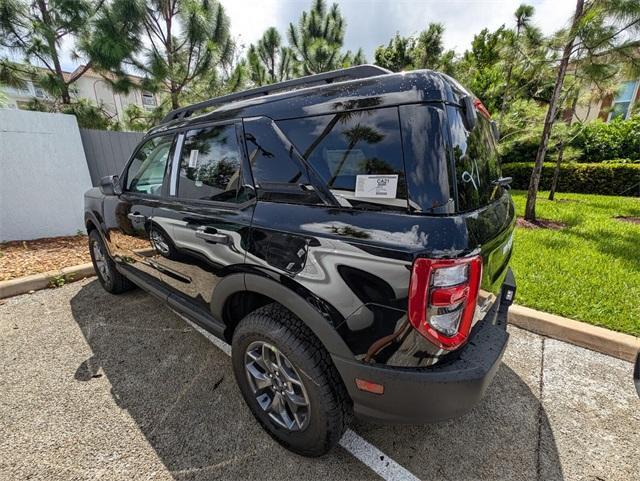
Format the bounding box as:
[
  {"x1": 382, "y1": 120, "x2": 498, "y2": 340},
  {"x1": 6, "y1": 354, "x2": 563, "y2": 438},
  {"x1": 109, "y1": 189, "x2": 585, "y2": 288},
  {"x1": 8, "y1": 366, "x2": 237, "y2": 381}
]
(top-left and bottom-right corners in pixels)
[{"x1": 0, "y1": 109, "x2": 93, "y2": 242}]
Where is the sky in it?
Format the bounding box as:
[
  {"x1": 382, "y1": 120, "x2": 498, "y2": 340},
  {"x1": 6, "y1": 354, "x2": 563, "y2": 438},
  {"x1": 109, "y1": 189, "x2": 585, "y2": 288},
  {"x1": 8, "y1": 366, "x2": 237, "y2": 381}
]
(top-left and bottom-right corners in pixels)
[
  {"x1": 56, "y1": 0, "x2": 577, "y2": 71},
  {"x1": 220, "y1": 0, "x2": 576, "y2": 61}
]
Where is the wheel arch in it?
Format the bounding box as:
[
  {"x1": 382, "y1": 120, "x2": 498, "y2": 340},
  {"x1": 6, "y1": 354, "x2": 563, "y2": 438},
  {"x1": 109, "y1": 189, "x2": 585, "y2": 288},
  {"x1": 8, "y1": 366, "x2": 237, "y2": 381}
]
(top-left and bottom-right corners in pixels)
[
  {"x1": 212, "y1": 272, "x2": 353, "y2": 359},
  {"x1": 84, "y1": 211, "x2": 101, "y2": 232}
]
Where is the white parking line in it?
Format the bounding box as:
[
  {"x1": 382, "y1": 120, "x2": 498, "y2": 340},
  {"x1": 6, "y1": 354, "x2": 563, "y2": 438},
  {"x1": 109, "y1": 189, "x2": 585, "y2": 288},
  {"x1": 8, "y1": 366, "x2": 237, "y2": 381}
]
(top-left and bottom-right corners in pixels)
[
  {"x1": 179, "y1": 316, "x2": 421, "y2": 481},
  {"x1": 339, "y1": 429, "x2": 421, "y2": 481}
]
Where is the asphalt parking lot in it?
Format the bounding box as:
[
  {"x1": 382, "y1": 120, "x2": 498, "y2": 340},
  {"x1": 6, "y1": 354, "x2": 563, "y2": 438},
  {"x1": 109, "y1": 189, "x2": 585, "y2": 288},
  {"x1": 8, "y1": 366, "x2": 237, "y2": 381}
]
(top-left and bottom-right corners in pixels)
[{"x1": 1, "y1": 279, "x2": 638, "y2": 481}]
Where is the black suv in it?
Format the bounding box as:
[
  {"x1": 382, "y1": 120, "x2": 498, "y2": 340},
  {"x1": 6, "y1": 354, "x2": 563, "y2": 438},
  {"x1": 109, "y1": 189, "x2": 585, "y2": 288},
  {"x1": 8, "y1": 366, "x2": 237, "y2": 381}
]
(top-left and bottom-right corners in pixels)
[{"x1": 84, "y1": 65, "x2": 516, "y2": 456}]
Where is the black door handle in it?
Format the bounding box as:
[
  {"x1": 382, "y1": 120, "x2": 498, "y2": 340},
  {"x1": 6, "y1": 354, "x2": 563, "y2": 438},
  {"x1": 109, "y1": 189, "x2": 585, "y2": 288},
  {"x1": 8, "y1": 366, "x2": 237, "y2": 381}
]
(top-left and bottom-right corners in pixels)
[{"x1": 195, "y1": 226, "x2": 230, "y2": 244}]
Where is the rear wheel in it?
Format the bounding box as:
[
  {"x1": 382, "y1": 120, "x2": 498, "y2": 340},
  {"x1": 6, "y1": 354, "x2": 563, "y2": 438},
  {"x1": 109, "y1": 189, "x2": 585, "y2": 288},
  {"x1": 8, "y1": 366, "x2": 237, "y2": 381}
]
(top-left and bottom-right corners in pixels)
[
  {"x1": 231, "y1": 304, "x2": 351, "y2": 456},
  {"x1": 88, "y1": 229, "x2": 133, "y2": 294}
]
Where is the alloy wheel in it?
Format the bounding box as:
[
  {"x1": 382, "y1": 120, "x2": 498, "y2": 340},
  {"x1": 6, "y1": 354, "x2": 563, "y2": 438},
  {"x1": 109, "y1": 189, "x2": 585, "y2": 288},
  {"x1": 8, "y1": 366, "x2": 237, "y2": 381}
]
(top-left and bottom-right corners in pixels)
[
  {"x1": 92, "y1": 239, "x2": 111, "y2": 284},
  {"x1": 244, "y1": 341, "x2": 310, "y2": 431}
]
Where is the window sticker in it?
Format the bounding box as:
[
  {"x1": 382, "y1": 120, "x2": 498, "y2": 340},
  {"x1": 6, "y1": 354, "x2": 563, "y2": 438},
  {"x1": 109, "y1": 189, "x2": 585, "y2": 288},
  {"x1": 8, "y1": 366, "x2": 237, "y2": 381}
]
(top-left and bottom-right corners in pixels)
[
  {"x1": 354, "y1": 174, "x2": 398, "y2": 198},
  {"x1": 188, "y1": 149, "x2": 199, "y2": 168}
]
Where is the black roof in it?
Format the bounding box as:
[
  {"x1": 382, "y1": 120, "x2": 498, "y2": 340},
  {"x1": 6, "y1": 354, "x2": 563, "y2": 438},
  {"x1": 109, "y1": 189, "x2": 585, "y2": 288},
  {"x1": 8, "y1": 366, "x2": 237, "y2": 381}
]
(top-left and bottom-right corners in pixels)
[{"x1": 148, "y1": 66, "x2": 469, "y2": 137}]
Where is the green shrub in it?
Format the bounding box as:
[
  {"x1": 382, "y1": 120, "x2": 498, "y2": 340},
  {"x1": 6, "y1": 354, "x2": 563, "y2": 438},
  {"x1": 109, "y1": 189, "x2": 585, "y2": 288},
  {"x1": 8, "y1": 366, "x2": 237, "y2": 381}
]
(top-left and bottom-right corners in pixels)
[
  {"x1": 573, "y1": 115, "x2": 640, "y2": 162},
  {"x1": 499, "y1": 139, "x2": 540, "y2": 163},
  {"x1": 602, "y1": 158, "x2": 639, "y2": 164},
  {"x1": 499, "y1": 141, "x2": 582, "y2": 164},
  {"x1": 500, "y1": 113, "x2": 640, "y2": 164},
  {"x1": 502, "y1": 162, "x2": 640, "y2": 196},
  {"x1": 498, "y1": 99, "x2": 583, "y2": 164}
]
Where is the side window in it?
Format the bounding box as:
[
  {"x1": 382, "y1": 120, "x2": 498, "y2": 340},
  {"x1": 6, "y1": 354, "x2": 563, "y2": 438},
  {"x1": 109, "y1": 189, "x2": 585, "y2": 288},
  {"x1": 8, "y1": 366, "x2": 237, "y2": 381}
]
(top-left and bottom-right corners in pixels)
[
  {"x1": 243, "y1": 117, "x2": 322, "y2": 204},
  {"x1": 177, "y1": 125, "x2": 242, "y2": 202},
  {"x1": 278, "y1": 107, "x2": 408, "y2": 210},
  {"x1": 125, "y1": 135, "x2": 174, "y2": 195}
]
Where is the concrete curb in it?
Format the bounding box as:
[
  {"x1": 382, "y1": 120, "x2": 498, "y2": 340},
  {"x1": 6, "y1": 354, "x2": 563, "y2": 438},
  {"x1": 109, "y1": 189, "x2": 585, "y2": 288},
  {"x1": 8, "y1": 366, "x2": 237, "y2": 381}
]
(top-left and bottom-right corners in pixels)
[
  {"x1": 509, "y1": 304, "x2": 640, "y2": 363},
  {"x1": 0, "y1": 263, "x2": 95, "y2": 300},
  {"x1": 1, "y1": 264, "x2": 638, "y2": 362}
]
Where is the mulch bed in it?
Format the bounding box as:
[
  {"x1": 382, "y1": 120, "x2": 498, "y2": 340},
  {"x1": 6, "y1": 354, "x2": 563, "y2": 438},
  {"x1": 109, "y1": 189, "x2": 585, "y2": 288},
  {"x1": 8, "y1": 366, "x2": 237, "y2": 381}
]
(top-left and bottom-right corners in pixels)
[
  {"x1": 0, "y1": 235, "x2": 91, "y2": 282},
  {"x1": 516, "y1": 217, "x2": 566, "y2": 230},
  {"x1": 614, "y1": 216, "x2": 640, "y2": 225}
]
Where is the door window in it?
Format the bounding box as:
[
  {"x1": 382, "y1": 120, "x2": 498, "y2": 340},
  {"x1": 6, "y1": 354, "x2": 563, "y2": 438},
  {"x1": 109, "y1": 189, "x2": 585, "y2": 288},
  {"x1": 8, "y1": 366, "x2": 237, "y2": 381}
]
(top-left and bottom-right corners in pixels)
[
  {"x1": 125, "y1": 135, "x2": 174, "y2": 195},
  {"x1": 177, "y1": 125, "x2": 243, "y2": 202}
]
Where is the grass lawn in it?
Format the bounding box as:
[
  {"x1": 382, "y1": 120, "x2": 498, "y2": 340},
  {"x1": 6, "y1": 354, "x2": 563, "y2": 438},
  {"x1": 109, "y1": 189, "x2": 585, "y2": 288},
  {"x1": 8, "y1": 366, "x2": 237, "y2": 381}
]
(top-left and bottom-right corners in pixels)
[{"x1": 509, "y1": 191, "x2": 640, "y2": 336}]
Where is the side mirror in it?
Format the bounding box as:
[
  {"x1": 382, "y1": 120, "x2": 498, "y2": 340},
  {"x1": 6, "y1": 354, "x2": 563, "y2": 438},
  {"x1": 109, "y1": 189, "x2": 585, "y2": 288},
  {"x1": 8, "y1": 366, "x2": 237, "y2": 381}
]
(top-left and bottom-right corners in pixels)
[
  {"x1": 100, "y1": 175, "x2": 122, "y2": 196},
  {"x1": 461, "y1": 95, "x2": 477, "y2": 131}
]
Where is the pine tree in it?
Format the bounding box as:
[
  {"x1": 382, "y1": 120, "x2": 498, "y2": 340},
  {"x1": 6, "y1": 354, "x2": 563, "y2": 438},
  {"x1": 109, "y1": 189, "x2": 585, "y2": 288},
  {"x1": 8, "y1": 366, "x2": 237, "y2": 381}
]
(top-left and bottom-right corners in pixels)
[
  {"x1": 499, "y1": 4, "x2": 537, "y2": 122},
  {"x1": 525, "y1": 0, "x2": 640, "y2": 220},
  {"x1": 287, "y1": 0, "x2": 363, "y2": 75},
  {"x1": 103, "y1": 0, "x2": 236, "y2": 110},
  {"x1": 247, "y1": 27, "x2": 297, "y2": 86},
  {"x1": 0, "y1": 0, "x2": 139, "y2": 104}
]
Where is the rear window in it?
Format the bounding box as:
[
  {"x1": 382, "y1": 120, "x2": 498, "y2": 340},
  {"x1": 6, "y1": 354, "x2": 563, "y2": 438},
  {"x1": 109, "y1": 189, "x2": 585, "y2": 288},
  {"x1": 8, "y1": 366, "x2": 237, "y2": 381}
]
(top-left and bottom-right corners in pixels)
[
  {"x1": 278, "y1": 107, "x2": 408, "y2": 211},
  {"x1": 447, "y1": 105, "x2": 503, "y2": 211}
]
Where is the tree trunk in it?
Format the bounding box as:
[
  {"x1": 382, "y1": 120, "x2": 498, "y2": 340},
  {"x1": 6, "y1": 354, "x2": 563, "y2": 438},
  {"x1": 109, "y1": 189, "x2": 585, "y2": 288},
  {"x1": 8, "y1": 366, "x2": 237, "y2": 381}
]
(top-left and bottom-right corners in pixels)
[
  {"x1": 524, "y1": 0, "x2": 584, "y2": 221},
  {"x1": 548, "y1": 142, "x2": 564, "y2": 201},
  {"x1": 499, "y1": 63, "x2": 515, "y2": 124},
  {"x1": 170, "y1": 90, "x2": 180, "y2": 110},
  {"x1": 59, "y1": 80, "x2": 72, "y2": 105},
  {"x1": 499, "y1": 21, "x2": 522, "y2": 124},
  {"x1": 549, "y1": 93, "x2": 579, "y2": 200},
  {"x1": 164, "y1": 8, "x2": 179, "y2": 109},
  {"x1": 36, "y1": 0, "x2": 71, "y2": 104}
]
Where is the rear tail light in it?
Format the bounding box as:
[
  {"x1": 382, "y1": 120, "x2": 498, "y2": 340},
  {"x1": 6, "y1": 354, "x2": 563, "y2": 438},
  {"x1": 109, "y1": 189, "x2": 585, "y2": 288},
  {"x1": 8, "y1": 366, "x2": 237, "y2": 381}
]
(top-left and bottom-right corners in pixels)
[{"x1": 408, "y1": 256, "x2": 483, "y2": 350}]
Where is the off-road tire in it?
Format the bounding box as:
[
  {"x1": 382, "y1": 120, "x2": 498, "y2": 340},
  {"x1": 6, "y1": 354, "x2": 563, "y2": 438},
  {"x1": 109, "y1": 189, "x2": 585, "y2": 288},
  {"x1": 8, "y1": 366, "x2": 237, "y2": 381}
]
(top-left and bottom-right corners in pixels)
[
  {"x1": 231, "y1": 303, "x2": 352, "y2": 456},
  {"x1": 88, "y1": 229, "x2": 134, "y2": 294}
]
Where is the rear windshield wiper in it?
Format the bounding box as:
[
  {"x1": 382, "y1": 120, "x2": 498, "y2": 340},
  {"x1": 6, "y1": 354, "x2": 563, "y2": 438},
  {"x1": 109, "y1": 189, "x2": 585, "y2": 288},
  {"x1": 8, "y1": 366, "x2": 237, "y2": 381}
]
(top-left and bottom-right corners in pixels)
[{"x1": 492, "y1": 177, "x2": 513, "y2": 189}]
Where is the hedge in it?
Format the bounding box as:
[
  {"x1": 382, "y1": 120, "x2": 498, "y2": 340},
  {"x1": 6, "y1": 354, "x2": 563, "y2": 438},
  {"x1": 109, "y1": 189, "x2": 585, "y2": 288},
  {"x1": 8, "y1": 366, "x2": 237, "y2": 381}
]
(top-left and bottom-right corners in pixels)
[
  {"x1": 499, "y1": 115, "x2": 640, "y2": 164},
  {"x1": 501, "y1": 162, "x2": 640, "y2": 196},
  {"x1": 573, "y1": 116, "x2": 640, "y2": 162}
]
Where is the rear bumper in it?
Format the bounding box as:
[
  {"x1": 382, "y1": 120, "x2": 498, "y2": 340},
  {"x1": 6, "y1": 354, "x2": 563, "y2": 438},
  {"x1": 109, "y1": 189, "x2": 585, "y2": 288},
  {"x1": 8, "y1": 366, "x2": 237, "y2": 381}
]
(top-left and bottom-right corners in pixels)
[{"x1": 332, "y1": 269, "x2": 516, "y2": 424}]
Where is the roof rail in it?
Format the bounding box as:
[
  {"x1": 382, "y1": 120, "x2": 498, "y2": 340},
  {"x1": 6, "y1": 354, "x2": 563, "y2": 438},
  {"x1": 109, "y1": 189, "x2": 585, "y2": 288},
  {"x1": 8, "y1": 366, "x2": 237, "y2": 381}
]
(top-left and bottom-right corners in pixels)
[{"x1": 160, "y1": 64, "x2": 391, "y2": 124}]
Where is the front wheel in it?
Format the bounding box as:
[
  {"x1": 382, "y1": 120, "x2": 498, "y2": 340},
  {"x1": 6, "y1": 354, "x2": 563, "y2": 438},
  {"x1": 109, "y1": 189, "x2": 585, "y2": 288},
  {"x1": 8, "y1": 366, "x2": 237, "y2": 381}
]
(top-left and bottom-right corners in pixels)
[
  {"x1": 231, "y1": 304, "x2": 352, "y2": 456},
  {"x1": 88, "y1": 230, "x2": 133, "y2": 294}
]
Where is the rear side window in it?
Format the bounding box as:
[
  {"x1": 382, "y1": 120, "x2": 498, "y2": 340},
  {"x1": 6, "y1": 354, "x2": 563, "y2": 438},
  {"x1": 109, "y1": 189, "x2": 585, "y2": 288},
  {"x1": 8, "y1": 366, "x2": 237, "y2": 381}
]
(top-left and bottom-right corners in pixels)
[
  {"x1": 447, "y1": 106, "x2": 503, "y2": 211},
  {"x1": 177, "y1": 125, "x2": 242, "y2": 202},
  {"x1": 278, "y1": 107, "x2": 408, "y2": 211},
  {"x1": 243, "y1": 117, "x2": 322, "y2": 204}
]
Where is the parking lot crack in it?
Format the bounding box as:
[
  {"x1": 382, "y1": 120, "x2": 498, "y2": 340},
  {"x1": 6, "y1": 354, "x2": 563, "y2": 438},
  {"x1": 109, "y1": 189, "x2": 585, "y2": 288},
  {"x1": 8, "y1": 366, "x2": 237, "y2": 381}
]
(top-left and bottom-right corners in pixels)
[{"x1": 170, "y1": 447, "x2": 269, "y2": 476}]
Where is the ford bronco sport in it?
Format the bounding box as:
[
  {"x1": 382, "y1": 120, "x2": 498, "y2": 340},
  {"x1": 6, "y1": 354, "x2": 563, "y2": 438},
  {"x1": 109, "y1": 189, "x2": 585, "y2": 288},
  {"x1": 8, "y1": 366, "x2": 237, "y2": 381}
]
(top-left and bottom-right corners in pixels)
[{"x1": 84, "y1": 65, "x2": 516, "y2": 456}]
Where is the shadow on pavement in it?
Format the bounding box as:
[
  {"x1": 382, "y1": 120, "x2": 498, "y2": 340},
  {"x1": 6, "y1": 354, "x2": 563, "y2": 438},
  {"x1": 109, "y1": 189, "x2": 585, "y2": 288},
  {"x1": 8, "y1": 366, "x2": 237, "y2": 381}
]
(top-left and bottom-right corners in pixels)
[
  {"x1": 70, "y1": 280, "x2": 563, "y2": 481},
  {"x1": 353, "y1": 363, "x2": 564, "y2": 480}
]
